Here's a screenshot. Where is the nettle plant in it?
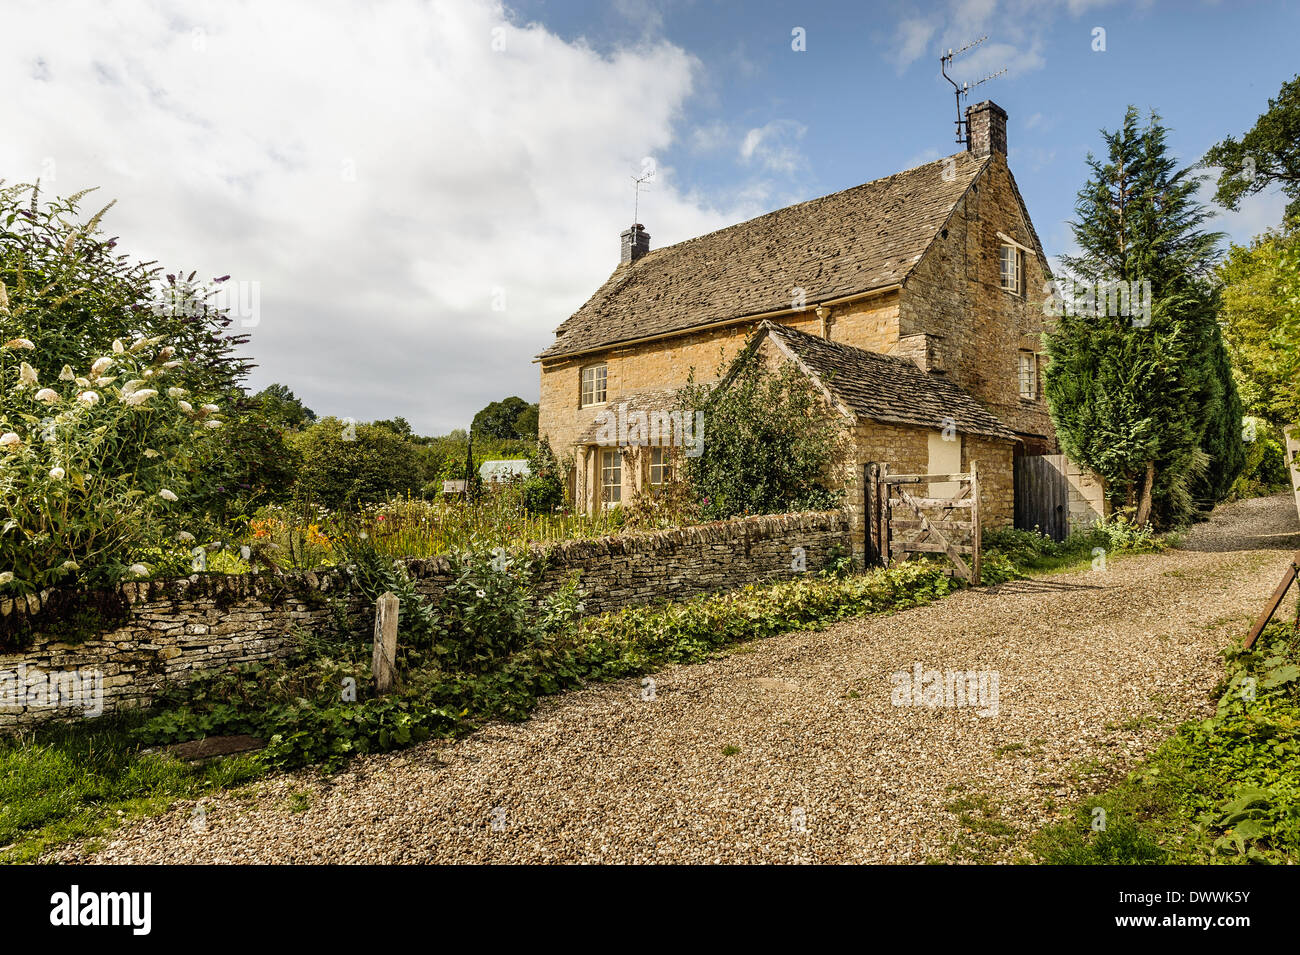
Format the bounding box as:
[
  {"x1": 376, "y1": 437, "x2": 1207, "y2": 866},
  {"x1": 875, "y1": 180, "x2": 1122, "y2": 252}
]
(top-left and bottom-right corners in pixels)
[{"x1": 0, "y1": 335, "x2": 221, "y2": 593}]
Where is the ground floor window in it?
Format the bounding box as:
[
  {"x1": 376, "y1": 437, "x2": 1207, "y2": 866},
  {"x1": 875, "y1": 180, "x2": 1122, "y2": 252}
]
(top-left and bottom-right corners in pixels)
[
  {"x1": 648, "y1": 446, "x2": 670, "y2": 486},
  {"x1": 600, "y1": 448, "x2": 621, "y2": 505}
]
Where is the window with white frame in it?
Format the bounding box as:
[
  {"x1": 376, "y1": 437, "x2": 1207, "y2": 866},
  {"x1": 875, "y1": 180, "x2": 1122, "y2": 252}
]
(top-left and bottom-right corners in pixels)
[
  {"x1": 600, "y1": 448, "x2": 621, "y2": 504},
  {"x1": 999, "y1": 244, "x2": 1023, "y2": 295},
  {"x1": 580, "y1": 363, "x2": 607, "y2": 407},
  {"x1": 648, "y1": 447, "x2": 670, "y2": 486},
  {"x1": 1018, "y1": 350, "x2": 1038, "y2": 399}
]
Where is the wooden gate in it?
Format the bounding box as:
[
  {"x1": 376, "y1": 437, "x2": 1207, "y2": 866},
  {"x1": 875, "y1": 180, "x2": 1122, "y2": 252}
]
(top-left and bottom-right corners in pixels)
[
  {"x1": 864, "y1": 462, "x2": 981, "y2": 584},
  {"x1": 1285, "y1": 425, "x2": 1300, "y2": 524},
  {"x1": 1014, "y1": 454, "x2": 1068, "y2": 542}
]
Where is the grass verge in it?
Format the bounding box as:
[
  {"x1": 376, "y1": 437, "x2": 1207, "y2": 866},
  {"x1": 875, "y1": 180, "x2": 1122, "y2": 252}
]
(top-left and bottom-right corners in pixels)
[{"x1": 1028, "y1": 619, "x2": 1300, "y2": 864}]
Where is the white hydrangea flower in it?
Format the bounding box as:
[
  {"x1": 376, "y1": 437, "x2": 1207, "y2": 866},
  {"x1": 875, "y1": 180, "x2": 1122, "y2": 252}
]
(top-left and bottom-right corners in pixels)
[
  {"x1": 162, "y1": 360, "x2": 182, "y2": 369},
  {"x1": 157, "y1": 346, "x2": 175, "y2": 360},
  {"x1": 168, "y1": 387, "x2": 187, "y2": 398},
  {"x1": 34, "y1": 388, "x2": 59, "y2": 403},
  {"x1": 0, "y1": 432, "x2": 20, "y2": 447},
  {"x1": 177, "y1": 400, "x2": 193, "y2": 413},
  {"x1": 128, "y1": 563, "x2": 149, "y2": 576},
  {"x1": 19, "y1": 362, "x2": 38, "y2": 386},
  {"x1": 77, "y1": 390, "x2": 100, "y2": 406},
  {"x1": 49, "y1": 466, "x2": 66, "y2": 480},
  {"x1": 59, "y1": 365, "x2": 75, "y2": 380},
  {"x1": 112, "y1": 339, "x2": 126, "y2": 354},
  {"x1": 158, "y1": 488, "x2": 178, "y2": 502},
  {"x1": 3, "y1": 338, "x2": 35, "y2": 350},
  {"x1": 0, "y1": 571, "x2": 13, "y2": 585},
  {"x1": 90, "y1": 356, "x2": 113, "y2": 376},
  {"x1": 121, "y1": 379, "x2": 146, "y2": 395},
  {"x1": 201, "y1": 403, "x2": 219, "y2": 414},
  {"x1": 204, "y1": 419, "x2": 222, "y2": 429}
]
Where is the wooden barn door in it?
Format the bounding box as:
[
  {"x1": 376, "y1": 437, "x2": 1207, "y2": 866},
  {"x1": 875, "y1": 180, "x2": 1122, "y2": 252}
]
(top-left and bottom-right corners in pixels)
[{"x1": 1014, "y1": 454, "x2": 1068, "y2": 541}]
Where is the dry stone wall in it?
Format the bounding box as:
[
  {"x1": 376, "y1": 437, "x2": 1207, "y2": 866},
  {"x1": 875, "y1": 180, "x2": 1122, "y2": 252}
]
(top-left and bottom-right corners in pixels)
[{"x1": 0, "y1": 510, "x2": 850, "y2": 728}]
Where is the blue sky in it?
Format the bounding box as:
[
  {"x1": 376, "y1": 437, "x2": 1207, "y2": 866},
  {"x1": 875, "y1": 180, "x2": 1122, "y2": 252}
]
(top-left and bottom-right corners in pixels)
[
  {"x1": 5, "y1": 0, "x2": 1296, "y2": 434},
  {"x1": 516, "y1": 0, "x2": 1297, "y2": 254}
]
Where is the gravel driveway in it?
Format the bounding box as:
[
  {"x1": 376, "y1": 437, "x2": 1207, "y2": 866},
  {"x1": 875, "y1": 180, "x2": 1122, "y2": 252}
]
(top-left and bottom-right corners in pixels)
[{"x1": 59, "y1": 493, "x2": 1300, "y2": 864}]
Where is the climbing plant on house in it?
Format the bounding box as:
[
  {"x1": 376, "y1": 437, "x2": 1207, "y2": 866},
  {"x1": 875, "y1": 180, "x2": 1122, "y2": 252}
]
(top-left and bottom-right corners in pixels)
[{"x1": 677, "y1": 352, "x2": 847, "y2": 521}]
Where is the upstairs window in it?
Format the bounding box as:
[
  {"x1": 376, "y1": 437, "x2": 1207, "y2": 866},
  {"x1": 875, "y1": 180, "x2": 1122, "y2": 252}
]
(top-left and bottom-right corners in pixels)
[
  {"x1": 1018, "y1": 350, "x2": 1038, "y2": 399},
  {"x1": 999, "y1": 244, "x2": 1024, "y2": 295},
  {"x1": 580, "y1": 363, "x2": 607, "y2": 407},
  {"x1": 649, "y1": 447, "x2": 670, "y2": 486}
]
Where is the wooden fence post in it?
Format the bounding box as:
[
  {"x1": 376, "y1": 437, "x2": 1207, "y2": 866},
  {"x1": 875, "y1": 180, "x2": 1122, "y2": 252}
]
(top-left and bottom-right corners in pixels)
[
  {"x1": 970, "y1": 461, "x2": 981, "y2": 586},
  {"x1": 372, "y1": 592, "x2": 400, "y2": 695},
  {"x1": 864, "y1": 462, "x2": 878, "y2": 567},
  {"x1": 880, "y1": 463, "x2": 892, "y2": 568}
]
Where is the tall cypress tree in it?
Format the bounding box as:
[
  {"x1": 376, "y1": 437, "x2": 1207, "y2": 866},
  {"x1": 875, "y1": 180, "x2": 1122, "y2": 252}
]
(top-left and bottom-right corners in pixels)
[{"x1": 1045, "y1": 107, "x2": 1242, "y2": 526}]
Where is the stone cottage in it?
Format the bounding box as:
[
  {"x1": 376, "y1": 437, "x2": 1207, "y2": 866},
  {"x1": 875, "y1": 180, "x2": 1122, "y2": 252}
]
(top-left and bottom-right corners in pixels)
[{"x1": 536, "y1": 102, "x2": 1069, "y2": 551}]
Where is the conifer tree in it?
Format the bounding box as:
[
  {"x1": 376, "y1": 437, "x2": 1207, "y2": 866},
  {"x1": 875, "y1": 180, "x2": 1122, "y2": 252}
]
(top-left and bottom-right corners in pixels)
[{"x1": 1045, "y1": 108, "x2": 1243, "y2": 525}]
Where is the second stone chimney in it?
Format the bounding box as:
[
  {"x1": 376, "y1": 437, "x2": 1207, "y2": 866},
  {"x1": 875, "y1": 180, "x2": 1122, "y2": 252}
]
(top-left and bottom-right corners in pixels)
[
  {"x1": 620, "y1": 223, "x2": 650, "y2": 265},
  {"x1": 965, "y1": 101, "x2": 1007, "y2": 159}
]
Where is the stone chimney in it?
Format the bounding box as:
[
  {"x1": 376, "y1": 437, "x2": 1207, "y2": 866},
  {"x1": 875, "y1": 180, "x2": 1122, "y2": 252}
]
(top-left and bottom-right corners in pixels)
[
  {"x1": 965, "y1": 100, "x2": 1007, "y2": 159},
  {"x1": 893, "y1": 333, "x2": 945, "y2": 373},
  {"x1": 620, "y1": 223, "x2": 650, "y2": 265}
]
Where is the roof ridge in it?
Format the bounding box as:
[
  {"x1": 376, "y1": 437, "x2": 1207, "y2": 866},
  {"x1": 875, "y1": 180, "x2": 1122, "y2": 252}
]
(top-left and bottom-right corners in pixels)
[
  {"x1": 542, "y1": 151, "x2": 993, "y2": 360},
  {"x1": 624, "y1": 151, "x2": 980, "y2": 263}
]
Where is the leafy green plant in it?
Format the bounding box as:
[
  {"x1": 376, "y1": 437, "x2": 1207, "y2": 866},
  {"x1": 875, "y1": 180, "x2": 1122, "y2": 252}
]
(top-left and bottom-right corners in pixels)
[{"x1": 678, "y1": 352, "x2": 847, "y2": 521}]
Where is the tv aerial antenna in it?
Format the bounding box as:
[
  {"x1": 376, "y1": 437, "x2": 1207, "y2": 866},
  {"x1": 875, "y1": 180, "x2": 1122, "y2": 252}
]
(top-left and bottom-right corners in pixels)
[
  {"x1": 940, "y1": 36, "x2": 1007, "y2": 146},
  {"x1": 631, "y1": 171, "x2": 653, "y2": 225}
]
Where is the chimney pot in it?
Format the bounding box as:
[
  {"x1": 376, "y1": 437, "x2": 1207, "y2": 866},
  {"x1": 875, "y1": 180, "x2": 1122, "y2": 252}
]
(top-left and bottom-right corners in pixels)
[
  {"x1": 620, "y1": 223, "x2": 650, "y2": 265},
  {"x1": 965, "y1": 100, "x2": 1007, "y2": 159}
]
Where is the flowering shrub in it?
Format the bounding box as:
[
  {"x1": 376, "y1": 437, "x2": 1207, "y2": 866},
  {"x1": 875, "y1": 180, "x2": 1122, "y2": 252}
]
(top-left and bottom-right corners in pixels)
[{"x1": 0, "y1": 335, "x2": 221, "y2": 593}]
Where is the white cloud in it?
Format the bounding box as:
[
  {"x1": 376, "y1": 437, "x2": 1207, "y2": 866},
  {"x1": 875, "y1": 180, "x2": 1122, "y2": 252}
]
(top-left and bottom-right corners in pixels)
[
  {"x1": 739, "y1": 120, "x2": 809, "y2": 176},
  {"x1": 690, "y1": 120, "x2": 731, "y2": 154},
  {"x1": 892, "y1": 18, "x2": 938, "y2": 70},
  {"x1": 2, "y1": 0, "x2": 743, "y2": 433},
  {"x1": 887, "y1": 0, "x2": 1122, "y2": 75}
]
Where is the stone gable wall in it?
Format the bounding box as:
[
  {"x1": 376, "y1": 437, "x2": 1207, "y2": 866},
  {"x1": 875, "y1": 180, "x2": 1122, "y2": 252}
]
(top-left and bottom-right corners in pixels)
[{"x1": 898, "y1": 155, "x2": 1058, "y2": 446}]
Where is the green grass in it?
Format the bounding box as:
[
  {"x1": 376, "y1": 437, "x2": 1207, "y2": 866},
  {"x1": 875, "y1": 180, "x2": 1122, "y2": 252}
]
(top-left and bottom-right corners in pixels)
[
  {"x1": 940, "y1": 790, "x2": 1020, "y2": 861},
  {"x1": 0, "y1": 715, "x2": 264, "y2": 864}
]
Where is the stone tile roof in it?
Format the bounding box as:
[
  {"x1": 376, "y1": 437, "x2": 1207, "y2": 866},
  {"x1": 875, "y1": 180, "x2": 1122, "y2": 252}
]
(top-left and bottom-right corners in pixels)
[
  {"x1": 763, "y1": 323, "x2": 1018, "y2": 442},
  {"x1": 573, "y1": 387, "x2": 681, "y2": 445},
  {"x1": 567, "y1": 323, "x2": 1018, "y2": 446},
  {"x1": 539, "y1": 152, "x2": 989, "y2": 360}
]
